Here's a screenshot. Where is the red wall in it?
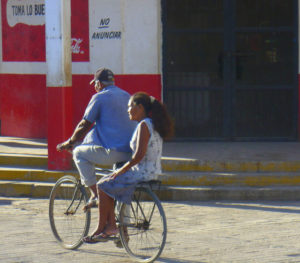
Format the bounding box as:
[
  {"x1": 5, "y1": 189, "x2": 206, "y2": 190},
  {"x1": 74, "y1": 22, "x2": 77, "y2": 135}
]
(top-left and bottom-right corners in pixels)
[
  {"x1": 72, "y1": 74, "x2": 162, "y2": 128},
  {"x1": 0, "y1": 73, "x2": 161, "y2": 139},
  {"x1": 0, "y1": 74, "x2": 46, "y2": 138}
]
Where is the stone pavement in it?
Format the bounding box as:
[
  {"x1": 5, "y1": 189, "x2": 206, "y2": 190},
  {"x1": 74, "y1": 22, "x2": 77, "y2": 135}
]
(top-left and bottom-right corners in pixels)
[{"x1": 1, "y1": 197, "x2": 300, "y2": 263}]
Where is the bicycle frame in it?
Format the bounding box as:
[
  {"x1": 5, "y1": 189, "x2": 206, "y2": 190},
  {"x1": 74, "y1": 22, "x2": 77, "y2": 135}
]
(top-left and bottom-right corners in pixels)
[{"x1": 64, "y1": 181, "x2": 84, "y2": 216}]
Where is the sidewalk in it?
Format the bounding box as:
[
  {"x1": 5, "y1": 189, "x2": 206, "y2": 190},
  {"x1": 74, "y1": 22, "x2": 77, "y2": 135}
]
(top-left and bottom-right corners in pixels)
[
  {"x1": 1, "y1": 136, "x2": 300, "y2": 162},
  {"x1": 163, "y1": 141, "x2": 300, "y2": 162}
]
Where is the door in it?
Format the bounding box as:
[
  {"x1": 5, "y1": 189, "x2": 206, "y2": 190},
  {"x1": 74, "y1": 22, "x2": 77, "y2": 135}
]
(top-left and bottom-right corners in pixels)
[{"x1": 162, "y1": 0, "x2": 298, "y2": 140}]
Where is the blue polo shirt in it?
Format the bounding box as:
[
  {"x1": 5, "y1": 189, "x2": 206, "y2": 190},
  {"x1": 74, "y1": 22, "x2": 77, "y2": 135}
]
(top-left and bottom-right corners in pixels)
[{"x1": 82, "y1": 85, "x2": 136, "y2": 152}]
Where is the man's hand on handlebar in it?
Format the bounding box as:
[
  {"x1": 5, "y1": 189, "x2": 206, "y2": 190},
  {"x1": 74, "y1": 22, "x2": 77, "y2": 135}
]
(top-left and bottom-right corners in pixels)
[{"x1": 57, "y1": 139, "x2": 74, "y2": 152}]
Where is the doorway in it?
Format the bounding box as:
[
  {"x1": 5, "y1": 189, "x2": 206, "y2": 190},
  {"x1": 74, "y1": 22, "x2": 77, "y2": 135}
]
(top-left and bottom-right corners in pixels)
[{"x1": 162, "y1": 0, "x2": 298, "y2": 140}]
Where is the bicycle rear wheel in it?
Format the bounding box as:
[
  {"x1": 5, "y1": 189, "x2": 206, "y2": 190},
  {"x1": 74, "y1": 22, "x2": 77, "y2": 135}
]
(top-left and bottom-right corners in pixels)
[
  {"x1": 119, "y1": 187, "x2": 167, "y2": 263},
  {"x1": 49, "y1": 175, "x2": 91, "y2": 249}
]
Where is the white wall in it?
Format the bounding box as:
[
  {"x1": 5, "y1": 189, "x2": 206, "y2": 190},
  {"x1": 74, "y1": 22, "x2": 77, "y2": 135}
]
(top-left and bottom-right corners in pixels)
[
  {"x1": 0, "y1": 0, "x2": 162, "y2": 76},
  {"x1": 87, "y1": 0, "x2": 161, "y2": 75}
]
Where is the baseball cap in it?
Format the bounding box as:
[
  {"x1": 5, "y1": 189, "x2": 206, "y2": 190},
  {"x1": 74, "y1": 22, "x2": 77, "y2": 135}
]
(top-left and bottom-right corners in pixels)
[{"x1": 90, "y1": 68, "x2": 115, "y2": 85}]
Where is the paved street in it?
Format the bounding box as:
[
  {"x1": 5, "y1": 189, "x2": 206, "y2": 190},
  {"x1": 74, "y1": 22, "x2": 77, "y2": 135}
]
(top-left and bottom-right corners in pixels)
[{"x1": 1, "y1": 197, "x2": 300, "y2": 263}]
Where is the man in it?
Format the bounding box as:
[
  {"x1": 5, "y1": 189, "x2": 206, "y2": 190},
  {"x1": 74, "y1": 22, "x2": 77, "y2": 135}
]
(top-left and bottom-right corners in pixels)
[{"x1": 57, "y1": 68, "x2": 136, "y2": 207}]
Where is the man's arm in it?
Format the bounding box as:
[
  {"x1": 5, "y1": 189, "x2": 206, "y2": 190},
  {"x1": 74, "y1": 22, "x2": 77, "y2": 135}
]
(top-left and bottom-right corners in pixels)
[{"x1": 57, "y1": 119, "x2": 93, "y2": 151}]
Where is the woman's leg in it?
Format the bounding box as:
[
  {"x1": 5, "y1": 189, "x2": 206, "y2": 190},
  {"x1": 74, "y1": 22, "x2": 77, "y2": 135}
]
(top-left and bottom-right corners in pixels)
[
  {"x1": 98, "y1": 189, "x2": 118, "y2": 235},
  {"x1": 88, "y1": 188, "x2": 116, "y2": 236}
]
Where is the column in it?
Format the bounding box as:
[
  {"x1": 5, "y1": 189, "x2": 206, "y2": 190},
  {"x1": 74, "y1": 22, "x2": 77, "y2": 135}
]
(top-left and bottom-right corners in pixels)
[{"x1": 46, "y1": 0, "x2": 73, "y2": 170}]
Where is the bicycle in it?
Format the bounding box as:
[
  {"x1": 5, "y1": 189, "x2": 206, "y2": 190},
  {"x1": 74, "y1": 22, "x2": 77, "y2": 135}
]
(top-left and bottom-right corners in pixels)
[{"x1": 49, "y1": 164, "x2": 167, "y2": 263}]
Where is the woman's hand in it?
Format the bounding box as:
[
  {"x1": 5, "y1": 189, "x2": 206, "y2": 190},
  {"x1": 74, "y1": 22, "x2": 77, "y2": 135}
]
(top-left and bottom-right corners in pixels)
[{"x1": 109, "y1": 170, "x2": 122, "y2": 180}]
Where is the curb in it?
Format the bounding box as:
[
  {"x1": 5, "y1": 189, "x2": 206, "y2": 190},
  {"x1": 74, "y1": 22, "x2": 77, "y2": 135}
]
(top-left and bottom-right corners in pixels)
[
  {"x1": 2, "y1": 180, "x2": 300, "y2": 201},
  {"x1": 161, "y1": 157, "x2": 300, "y2": 172},
  {"x1": 3, "y1": 153, "x2": 300, "y2": 173},
  {"x1": 0, "y1": 181, "x2": 54, "y2": 198},
  {"x1": 2, "y1": 168, "x2": 300, "y2": 187},
  {"x1": 159, "y1": 171, "x2": 300, "y2": 187},
  {"x1": 157, "y1": 186, "x2": 300, "y2": 201},
  {"x1": 0, "y1": 167, "x2": 77, "y2": 182}
]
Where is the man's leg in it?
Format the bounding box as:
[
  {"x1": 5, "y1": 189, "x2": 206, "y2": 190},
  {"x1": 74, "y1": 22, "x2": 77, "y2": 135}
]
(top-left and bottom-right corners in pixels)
[{"x1": 73, "y1": 144, "x2": 131, "y2": 198}]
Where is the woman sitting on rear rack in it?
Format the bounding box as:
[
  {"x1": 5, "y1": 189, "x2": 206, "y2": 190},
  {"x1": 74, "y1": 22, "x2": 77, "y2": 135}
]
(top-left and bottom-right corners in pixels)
[{"x1": 83, "y1": 91, "x2": 174, "y2": 243}]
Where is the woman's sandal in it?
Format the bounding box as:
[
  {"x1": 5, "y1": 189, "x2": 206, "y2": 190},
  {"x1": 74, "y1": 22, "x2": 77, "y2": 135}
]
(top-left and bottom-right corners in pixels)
[
  {"x1": 98, "y1": 232, "x2": 119, "y2": 241},
  {"x1": 83, "y1": 197, "x2": 98, "y2": 212},
  {"x1": 82, "y1": 234, "x2": 104, "y2": 244},
  {"x1": 82, "y1": 232, "x2": 118, "y2": 244}
]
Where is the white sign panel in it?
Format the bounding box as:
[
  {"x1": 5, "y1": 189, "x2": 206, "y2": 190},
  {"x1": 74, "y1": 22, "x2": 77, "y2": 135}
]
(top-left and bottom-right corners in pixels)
[
  {"x1": 89, "y1": 0, "x2": 122, "y2": 73},
  {"x1": 6, "y1": 0, "x2": 45, "y2": 27}
]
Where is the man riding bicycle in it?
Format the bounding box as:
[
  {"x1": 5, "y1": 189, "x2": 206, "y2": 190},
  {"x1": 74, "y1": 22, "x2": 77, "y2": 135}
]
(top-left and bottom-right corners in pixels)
[{"x1": 57, "y1": 67, "x2": 136, "y2": 210}]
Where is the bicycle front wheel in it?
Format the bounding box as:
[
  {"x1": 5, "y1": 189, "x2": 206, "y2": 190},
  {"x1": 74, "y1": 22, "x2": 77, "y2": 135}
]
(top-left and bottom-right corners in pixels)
[
  {"x1": 119, "y1": 187, "x2": 167, "y2": 263},
  {"x1": 49, "y1": 175, "x2": 91, "y2": 249}
]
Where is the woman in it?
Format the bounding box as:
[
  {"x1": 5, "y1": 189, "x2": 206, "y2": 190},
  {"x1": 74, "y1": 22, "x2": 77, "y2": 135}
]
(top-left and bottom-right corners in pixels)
[{"x1": 83, "y1": 92, "x2": 174, "y2": 243}]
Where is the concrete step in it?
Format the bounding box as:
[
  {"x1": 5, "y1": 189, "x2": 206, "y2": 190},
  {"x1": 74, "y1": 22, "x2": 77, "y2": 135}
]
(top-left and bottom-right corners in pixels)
[
  {"x1": 0, "y1": 166, "x2": 77, "y2": 182},
  {"x1": 160, "y1": 171, "x2": 300, "y2": 187},
  {"x1": 161, "y1": 157, "x2": 300, "y2": 172},
  {"x1": 160, "y1": 186, "x2": 300, "y2": 201},
  {"x1": 0, "y1": 153, "x2": 48, "y2": 168},
  {"x1": 0, "y1": 180, "x2": 54, "y2": 198},
  {"x1": 2, "y1": 166, "x2": 300, "y2": 187},
  {"x1": 2, "y1": 153, "x2": 300, "y2": 173},
  {"x1": 1, "y1": 180, "x2": 300, "y2": 201}
]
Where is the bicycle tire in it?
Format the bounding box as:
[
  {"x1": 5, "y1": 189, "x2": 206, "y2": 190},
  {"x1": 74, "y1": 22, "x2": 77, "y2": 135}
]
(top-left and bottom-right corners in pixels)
[
  {"x1": 49, "y1": 175, "x2": 91, "y2": 250},
  {"x1": 119, "y1": 186, "x2": 167, "y2": 262}
]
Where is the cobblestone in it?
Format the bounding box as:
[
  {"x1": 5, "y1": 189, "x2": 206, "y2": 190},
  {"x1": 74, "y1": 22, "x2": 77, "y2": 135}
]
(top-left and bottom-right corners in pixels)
[{"x1": 1, "y1": 197, "x2": 300, "y2": 262}]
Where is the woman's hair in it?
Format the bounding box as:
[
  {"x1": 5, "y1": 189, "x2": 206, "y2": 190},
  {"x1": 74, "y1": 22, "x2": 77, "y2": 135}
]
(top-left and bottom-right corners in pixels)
[{"x1": 130, "y1": 92, "x2": 174, "y2": 140}]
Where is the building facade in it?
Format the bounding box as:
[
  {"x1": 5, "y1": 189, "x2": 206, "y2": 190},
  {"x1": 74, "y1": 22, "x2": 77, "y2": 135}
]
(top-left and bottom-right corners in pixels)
[{"x1": 0, "y1": 0, "x2": 299, "y2": 168}]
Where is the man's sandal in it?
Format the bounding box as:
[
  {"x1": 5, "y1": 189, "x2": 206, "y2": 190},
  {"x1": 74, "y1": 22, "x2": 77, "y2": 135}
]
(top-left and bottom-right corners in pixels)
[{"x1": 83, "y1": 197, "x2": 98, "y2": 212}]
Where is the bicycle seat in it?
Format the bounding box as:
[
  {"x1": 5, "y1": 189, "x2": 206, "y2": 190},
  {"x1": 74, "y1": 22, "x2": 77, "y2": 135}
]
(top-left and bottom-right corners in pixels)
[
  {"x1": 137, "y1": 180, "x2": 162, "y2": 190},
  {"x1": 113, "y1": 162, "x2": 126, "y2": 170},
  {"x1": 138, "y1": 180, "x2": 161, "y2": 185}
]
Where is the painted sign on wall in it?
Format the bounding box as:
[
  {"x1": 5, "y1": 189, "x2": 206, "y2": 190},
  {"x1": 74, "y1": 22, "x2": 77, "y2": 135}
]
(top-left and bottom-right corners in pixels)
[
  {"x1": 1, "y1": 0, "x2": 45, "y2": 61},
  {"x1": 89, "y1": 0, "x2": 122, "y2": 71},
  {"x1": 1, "y1": 0, "x2": 89, "y2": 62},
  {"x1": 71, "y1": 0, "x2": 89, "y2": 61}
]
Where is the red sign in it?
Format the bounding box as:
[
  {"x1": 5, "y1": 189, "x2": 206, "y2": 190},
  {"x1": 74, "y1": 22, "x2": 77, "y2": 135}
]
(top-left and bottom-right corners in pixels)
[
  {"x1": 1, "y1": 0, "x2": 89, "y2": 62},
  {"x1": 1, "y1": 0, "x2": 45, "y2": 61},
  {"x1": 71, "y1": 0, "x2": 89, "y2": 62}
]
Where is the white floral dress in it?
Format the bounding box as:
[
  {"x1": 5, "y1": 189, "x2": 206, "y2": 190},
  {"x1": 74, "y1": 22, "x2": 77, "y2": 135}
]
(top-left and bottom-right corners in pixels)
[{"x1": 98, "y1": 118, "x2": 162, "y2": 204}]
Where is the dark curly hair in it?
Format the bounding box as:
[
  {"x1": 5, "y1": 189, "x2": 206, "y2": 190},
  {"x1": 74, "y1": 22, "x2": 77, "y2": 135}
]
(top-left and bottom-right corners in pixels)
[{"x1": 130, "y1": 92, "x2": 174, "y2": 140}]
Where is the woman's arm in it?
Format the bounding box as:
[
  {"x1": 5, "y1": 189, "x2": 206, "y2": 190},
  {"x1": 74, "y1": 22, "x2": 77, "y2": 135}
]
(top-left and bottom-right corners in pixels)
[{"x1": 111, "y1": 121, "x2": 150, "y2": 179}]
